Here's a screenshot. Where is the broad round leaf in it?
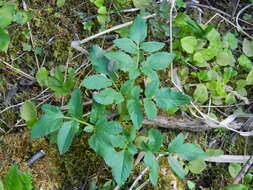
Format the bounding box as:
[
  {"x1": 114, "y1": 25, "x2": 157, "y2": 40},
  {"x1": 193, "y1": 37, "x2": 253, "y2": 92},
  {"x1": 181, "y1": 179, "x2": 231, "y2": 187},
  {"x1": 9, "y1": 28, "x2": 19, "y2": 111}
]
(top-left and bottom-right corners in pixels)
[
  {"x1": 0, "y1": 3, "x2": 16, "y2": 28},
  {"x1": 188, "y1": 160, "x2": 207, "y2": 174},
  {"x1": 242, "y1": 39, "x2": 253, "y2": 57},
  {"x1": 81, "y1": 74, "x2": 112, "y2": 89},
  {"x1": 0, "y1": 28, "x2": 10, "y2": 52},
  {"x1": 238, "y1": 54, "x2": 252, "y2": 72},
  {"x1": 193, "y1": 84, "x2": 208, "y2": 103},
  {"x1": 181, "y1": 36, "x2": 197, "y2": 54},
  {"x1": 229, "y1": 163, "x2": 241, "y2": 178},
  {"x1": 216, "y1": 51, "x2": 234, "y2": 66}
]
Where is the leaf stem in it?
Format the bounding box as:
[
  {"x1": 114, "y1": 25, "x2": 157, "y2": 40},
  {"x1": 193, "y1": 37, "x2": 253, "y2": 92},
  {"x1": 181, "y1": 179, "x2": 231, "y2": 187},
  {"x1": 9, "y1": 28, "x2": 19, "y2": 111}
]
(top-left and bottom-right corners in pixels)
[{"x1": 63, "y1": 116, "x2": 94, "y2": 127}]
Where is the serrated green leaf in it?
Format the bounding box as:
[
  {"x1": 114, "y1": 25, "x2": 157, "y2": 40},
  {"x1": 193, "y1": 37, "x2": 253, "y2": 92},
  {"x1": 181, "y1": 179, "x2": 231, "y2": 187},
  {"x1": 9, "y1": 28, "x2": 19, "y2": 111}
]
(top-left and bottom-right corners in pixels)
[
  {"x1": 113, "y1": 38, "x2": 138, "y2": 54},
  {"x1": 3, "y1": 164, "x2": 33, "y2": 190},
  {"x1": 229, "y1": 163, "x2": 241, "y2": 178},
  {"x1": 67, "y1": 88, "x2": 83, "y2": 119},
  {"x1": 130, "y1": 86, "x2": 141, "y2": 99},
  {"x1": 36, "y1": 67, "x2": 49, "y2": 86},
  {"x1": 57, "y1": 121, "x2": 79, "y2": 154},
  {"x1": 90, "y1": 102, "x2": 107, "y2": 123},
  {"x1": 140, "y1": 41, "x2": 165, "y2": 53},
  {"x1": 144, "y1": 98, "x2": 157, "y2": 120},
  {"x1": 110, "y1": 150, "x2": 133, "y2": 185},
  {"x1": 168, "y1": 133, "x2": 185, "y2": 152},
  {"x1": 223, "y1": 32, "x2": 238, "y2": 50},
  {"x1": 141, "y1": 66, "x2": 159, "y2": 81},
  {"x1": 145, "y1": 80, "x2": 159, "y2": 98},
  {"x1": 144, "y1": 151, "x2": 159, "y2": 185},
  {"x1": 89, "y1": 45, "x2": 110, "y2": 74},
  {"x1": 104, "y1": 51, "x2": 135, "y2": 72},
  {"x1": 246, "y1": 69, "x2": 253, "y2": 85},
  {"x1": 193, "y1": 84, "x2": 208, "y2": 103},
  {"x1": 93, "y1": 88, "x2": 124, "y2": 105},
  {"x1": 129, "y1": 67, "x2": 141, "y2": 80},
  {"x1": 20, "y1": 101, "x2": 37, "y2": 128},
  {"x1": 188, "y1": 160, "x2": 207, "y2": 174},
  {"x1": 146, "y1": 52, "x2": 175, "y2": 70},
  {"x1": 181, "y1": 36, "x2": 197, "y2": 54},
  {"x1": 13, "y1": 11, "x2": 31, "y2": 25},
  {"x1": 127, "y1": 99, "x2": 143, "y2": 129},
  {"x1": 0, "y1": 28, "x2": 10, "y2": 52},
  {"x1": 174, "y1": 143, "x2": 207, "y2": 161},
  {"x1": 242, "y1": 39, "x2": 253, "y2": 57},
  {"x1": 0, "y1": 3, "x2": 16, "y2": 28},
  {"x1": 81, "y1": 74, "x2": 112, "y2": 89},
  {"x1": 129, "y1": 15, "x2": 147, "y2": 44},
  {"x1": 56, "y1": 0, "x2": 65, "y2": 7},
  {"x1": 147, "y1": 128, "x2": 163, "y2": 152},
  {"x1": 31, "y1": 104, "x2": 64, "y2": 138},
  {"x1": 238, "y1": 54, "x2": 252, "y2": 72},
  {"x1": 168, "y1": 155, "x2": 185, "y2": 179},
  {"x1": 120, "y1": 80, "x2": 134, "y2": 96},
  {"x1": 155, "y1": 88, "x2": 191, "y2": 109}
]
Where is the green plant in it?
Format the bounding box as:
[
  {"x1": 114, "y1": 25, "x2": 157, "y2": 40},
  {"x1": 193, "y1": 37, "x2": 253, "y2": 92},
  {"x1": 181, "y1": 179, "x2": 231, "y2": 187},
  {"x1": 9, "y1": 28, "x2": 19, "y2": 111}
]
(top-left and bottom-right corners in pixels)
[
  {"x1": 30, "y1": 15, "x2": 209, "y2": 187},
  {"x1": 1, "y1": 164, "x2": 34, "y2": 190},
  {"x1": 0, "y1": 1, "x2": 32, "y2": 52},
  {"x1": 36, "y1": 65, "x2": 75, "y2": 96}
]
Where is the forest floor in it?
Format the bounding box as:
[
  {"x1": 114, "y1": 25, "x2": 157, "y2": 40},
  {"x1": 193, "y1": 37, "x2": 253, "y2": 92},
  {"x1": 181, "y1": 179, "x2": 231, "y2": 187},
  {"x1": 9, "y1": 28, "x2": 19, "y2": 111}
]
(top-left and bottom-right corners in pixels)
[{"x1": 1, "y1": 0, "x2": 253, "y2": 189}]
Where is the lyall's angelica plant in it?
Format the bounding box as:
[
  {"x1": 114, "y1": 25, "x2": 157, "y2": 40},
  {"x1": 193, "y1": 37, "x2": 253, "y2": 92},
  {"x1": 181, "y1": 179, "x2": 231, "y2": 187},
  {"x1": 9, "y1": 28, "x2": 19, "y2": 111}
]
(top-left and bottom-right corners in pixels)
[{"x1": 30, "y1": 15, "x2": 207, "y2": 186}]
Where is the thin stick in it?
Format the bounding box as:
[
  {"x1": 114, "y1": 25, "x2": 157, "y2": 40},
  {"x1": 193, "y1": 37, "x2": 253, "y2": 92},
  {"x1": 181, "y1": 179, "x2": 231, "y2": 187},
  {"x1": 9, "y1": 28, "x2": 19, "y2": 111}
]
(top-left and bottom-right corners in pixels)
[
  {"x1": 1, "y1": 59, "x2": 34, "y2": 80},
  {"x1": 71, "y1": 14, "x2": 156, "y2": 52},
  {"x1": 233, "y1": 151, "x2": 253, "y2": 184},
  {"x1": 235, "y1": 3, "x2": 253, "y2": 39},
  {"x1": 22, "y1": 0, "x2": 40, "y2": 70},
  {"x1": 128, "y1": 154, "x2": 164, "y2": 190}
]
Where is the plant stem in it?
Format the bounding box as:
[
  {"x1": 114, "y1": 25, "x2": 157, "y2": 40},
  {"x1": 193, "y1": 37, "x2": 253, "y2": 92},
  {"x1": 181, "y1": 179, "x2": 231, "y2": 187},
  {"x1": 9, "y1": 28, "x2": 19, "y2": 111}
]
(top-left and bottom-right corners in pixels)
[{"x1": 63, "y1": 116, "x2": 94, "y2": 126}]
